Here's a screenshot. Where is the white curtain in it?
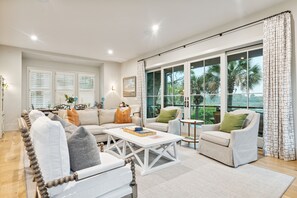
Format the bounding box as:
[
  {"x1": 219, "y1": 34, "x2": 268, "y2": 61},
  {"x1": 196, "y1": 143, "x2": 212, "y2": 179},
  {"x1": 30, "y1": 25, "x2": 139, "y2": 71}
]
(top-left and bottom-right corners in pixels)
[
  {"x1": 137, "y1": 60, "x2": 146, "y2": 126},
  {"x1": 263, "y1": 12, "x2": 296, "y2": 160}
]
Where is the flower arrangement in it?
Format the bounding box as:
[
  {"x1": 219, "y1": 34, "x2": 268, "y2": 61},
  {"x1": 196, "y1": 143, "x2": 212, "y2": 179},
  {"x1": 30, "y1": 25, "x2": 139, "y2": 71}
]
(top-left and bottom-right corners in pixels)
[{"x1": 65, "y1": 94, "x2": 78, "y2": 104}]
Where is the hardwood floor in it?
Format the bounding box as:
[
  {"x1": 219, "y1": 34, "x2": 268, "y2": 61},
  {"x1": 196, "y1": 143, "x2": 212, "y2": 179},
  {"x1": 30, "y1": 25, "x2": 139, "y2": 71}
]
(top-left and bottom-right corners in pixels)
[
  {"x1": 0, "y1": 131, "x2": 296, "y2": 198},
  {"x1": 0, "y1": 131, "x2": 26, "y2": 197}
]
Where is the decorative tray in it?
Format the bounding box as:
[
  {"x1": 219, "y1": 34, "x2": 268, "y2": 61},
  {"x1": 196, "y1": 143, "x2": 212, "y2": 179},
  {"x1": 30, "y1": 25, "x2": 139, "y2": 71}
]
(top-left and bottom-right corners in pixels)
[{"x1": 122, "y1": 127, "x2": 156, "y2": 137}]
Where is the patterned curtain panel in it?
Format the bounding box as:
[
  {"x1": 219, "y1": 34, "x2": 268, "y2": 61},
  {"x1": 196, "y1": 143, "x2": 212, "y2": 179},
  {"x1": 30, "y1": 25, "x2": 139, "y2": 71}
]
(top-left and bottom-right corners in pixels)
[
  {"x1": 263, "y1": 12, "x2": 296, "y2": 160},
  {"x1": 137, "y1": 60, "x2": 147, "y2": 125}
]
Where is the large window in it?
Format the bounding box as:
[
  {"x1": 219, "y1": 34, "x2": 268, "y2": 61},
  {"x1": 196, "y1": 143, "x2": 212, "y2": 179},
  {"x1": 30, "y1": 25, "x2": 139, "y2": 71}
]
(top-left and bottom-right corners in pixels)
[
  {"x1": 29, "y1": 70, "x2": 52, "y2": 109},
  {"x1": 78, "y1": 74, "x2": 95, "y2": 106},
  {"x1": 147, "y1": 71, "x2": 161, "y2": 118},
  {"x1": 29, "y1": 69, "x2": 95, "y2": 109},
  {"x1": 55, "y1": 72, "x2": 75, "y2": 104},
  {"x1": 190, "y1": 57, "x2": 220, "y2": 124},
  {"x1": 227, "y1": 48, "x2": 263, "y2": 136}
]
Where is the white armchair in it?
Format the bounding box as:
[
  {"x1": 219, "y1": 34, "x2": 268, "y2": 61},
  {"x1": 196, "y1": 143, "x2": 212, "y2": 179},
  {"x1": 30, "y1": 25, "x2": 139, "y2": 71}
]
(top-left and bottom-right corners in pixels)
[
  {"x1": 198, "y1": 109, "x2": 260, "y2": 167},
  {"x1": 18, "y1": 118, "x2": 137, "y2": 198},
  {"x1": 145, "y1": 106, "x2": 182, "y2": 135}
]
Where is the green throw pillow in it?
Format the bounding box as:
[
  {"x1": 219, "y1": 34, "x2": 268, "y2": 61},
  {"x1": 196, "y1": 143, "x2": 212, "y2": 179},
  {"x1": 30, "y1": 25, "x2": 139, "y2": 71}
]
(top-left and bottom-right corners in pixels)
[
  {"x1": 156, "y1": 109, "x2": 177, "y2": 123},
  {"x1": 219, "y1": 113, "x2": 248, "y2": 133}
]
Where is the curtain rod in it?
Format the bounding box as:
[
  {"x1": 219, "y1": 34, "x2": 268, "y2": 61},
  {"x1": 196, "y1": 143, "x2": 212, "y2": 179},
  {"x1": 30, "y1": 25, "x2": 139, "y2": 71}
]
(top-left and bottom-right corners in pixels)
[{"x1": 138, "y1": 10, "x2": 291, "y2": 62}]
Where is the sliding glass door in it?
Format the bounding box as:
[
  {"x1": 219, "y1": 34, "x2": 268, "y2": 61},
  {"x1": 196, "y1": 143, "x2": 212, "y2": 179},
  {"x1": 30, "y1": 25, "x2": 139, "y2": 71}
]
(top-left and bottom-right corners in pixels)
[
  {"x1": 190, "y1": 57, "x2": 221, "y2": 124},
  {"x1": 145, "y1": 45, "x2": 263, "y2": 137},
  {"x1": 147, "y1": 70, "x2": 161, "y2": 118},
  {"x1": 163, "y1": 65, "x2": 184, "y2": 117}
]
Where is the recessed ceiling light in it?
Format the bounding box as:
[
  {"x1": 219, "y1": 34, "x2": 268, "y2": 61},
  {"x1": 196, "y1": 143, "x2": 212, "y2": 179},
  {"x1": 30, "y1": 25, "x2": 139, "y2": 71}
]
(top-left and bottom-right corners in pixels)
[
  {"x1": 152, "y1": 24, "x2": 159, "y2": 34},
  {"x1": 30, "y1": 35, "x2": 38, "y2": 41},
  {"x1": 108, "y1": 49, "x2": 113, "y2": 55}
]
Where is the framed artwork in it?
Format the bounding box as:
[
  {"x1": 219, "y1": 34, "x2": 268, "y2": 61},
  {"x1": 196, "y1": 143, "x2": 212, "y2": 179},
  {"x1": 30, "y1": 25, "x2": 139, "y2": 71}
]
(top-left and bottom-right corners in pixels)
[{"x1": 123, "y1": 76, "x2": 136, "y2": 97}]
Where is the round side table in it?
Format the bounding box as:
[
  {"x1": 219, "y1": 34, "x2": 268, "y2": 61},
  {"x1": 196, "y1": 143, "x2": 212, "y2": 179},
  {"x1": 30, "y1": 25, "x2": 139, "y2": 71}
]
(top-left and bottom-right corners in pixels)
[{"x1": 179, "y1": 119, "x2": 204, "y2": 149}]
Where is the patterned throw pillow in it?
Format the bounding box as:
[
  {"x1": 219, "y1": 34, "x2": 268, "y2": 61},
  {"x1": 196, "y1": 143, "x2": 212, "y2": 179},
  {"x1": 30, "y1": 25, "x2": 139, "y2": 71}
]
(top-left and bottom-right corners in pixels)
[
  {"x1": 115, "y1": 107, "x2": 132, "y2": 124},
  {"x1": 67, "y1": 108, "x2": 80, "y2": 126}
]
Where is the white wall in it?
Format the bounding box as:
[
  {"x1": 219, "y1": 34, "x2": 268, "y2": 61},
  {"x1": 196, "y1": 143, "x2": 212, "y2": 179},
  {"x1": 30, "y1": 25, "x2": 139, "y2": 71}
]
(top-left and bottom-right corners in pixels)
[
  {"x1": 121, "y1": 0, "x2": 297, "y2": 153},
  {"x1": 0, "y1": 46, "x2": 22, "y2": 131},
  {"x1": 102, "y1": 62, "x2": 122, "y2": 109},
  {"x1": 22, "y1": 58, "x2": 101, "y2": 110}
]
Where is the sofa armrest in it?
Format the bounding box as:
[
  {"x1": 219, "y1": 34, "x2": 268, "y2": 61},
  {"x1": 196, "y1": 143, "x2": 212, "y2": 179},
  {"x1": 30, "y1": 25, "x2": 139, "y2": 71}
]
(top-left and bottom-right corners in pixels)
[
  {"x1": 202, "y1": 123, "x2": 221, "y2": 131},
  {"x1": 168, "y1": 118, "x2": 181, "y2": 135},
  {"x1": 146, "y1": 118, "x2": 157, "y2": 124},
  {"x1": 132, "y1": 116, "x2": 141, "y2": 126}
]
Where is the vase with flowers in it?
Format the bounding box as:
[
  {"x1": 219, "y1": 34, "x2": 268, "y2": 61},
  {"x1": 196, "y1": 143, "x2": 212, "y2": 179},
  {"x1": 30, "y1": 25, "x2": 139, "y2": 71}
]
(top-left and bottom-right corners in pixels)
[{"x1": 65, "y1": 94, "x2": 78, "y2": 109}]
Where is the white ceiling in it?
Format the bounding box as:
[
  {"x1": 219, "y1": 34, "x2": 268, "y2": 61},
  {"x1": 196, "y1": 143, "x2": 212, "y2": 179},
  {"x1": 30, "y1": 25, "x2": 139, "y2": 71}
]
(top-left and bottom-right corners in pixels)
[{"x1": 0, "y1": 0, "x2": 288, "y2": 63}]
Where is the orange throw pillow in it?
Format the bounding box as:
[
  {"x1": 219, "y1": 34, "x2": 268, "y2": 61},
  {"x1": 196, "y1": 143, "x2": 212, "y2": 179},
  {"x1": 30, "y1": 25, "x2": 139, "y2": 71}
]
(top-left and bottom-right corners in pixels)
[
  {"x1": 115, "y1": 107, "x2": 132, "y2": 124},
  {"x1": 67, "y1": 108, "x2": 80, "y2": 126}
]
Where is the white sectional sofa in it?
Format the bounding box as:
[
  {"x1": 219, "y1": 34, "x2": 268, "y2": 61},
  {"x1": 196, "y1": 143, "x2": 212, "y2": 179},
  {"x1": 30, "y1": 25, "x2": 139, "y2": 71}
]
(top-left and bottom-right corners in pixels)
[{"x1": 58, "y1": 107, "x2": 141, "y2": 142}]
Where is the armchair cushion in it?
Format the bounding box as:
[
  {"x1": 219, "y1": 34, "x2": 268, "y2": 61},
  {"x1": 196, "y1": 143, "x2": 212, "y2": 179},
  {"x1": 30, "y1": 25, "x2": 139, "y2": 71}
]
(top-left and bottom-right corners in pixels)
[
  {"x1": 145, "y1": 122, "x2": 168, "y2": 132},
  {"x1": 219, "y1": 113, "x2": 247, "y2": 132},
  {"x1": 156, "y1": 109, "x2": 177, "y2": 123},
  {"x1": 68, "y1": 127, "x2": 101, "y2": 171},
  {"x1": 30, "y1": 116, "x2": 70, "y2": 196},
  {"x1": 58, "y1": 153, "x2": 132, "y2": 198},
  {"x1": 200, "y1": 131, "x2": 231, "y2": 147}
]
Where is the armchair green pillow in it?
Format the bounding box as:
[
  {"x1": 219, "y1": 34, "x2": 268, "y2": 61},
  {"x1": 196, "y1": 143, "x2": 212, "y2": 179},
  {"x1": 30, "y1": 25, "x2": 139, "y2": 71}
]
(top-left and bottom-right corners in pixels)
[
  {"x1": 156, "y1": 109, "x2": 177, "y2": 123},
  {"x1": 219, "y1": 113, "x2": 248, "y2": 133}
]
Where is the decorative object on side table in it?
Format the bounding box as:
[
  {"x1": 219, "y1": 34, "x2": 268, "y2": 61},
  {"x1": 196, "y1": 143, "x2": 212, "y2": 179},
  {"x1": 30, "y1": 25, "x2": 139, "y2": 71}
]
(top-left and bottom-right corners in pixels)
[{"x1": 123, "y1": 76, "x2": 136, "y2": 97}]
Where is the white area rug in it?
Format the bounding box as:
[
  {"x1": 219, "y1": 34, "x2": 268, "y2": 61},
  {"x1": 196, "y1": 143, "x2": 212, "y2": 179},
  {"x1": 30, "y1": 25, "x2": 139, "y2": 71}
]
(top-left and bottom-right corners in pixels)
[
  {"x1": 136, "y1": 146, "x2": 294, "y2": 198},
  {"x1": 24, "y1": 146, "x2": 294, "y2": 198}
]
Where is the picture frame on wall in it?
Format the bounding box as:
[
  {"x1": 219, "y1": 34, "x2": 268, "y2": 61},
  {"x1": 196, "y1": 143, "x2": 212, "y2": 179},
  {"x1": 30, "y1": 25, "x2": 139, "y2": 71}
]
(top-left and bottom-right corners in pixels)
[{"x1": 123, "y1": 76, "x2": 136, "y2": 97}]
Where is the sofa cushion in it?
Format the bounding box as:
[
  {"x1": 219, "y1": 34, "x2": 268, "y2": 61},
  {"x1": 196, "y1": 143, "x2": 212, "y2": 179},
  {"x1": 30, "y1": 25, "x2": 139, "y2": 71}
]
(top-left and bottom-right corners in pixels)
[
  {"x1": 219, "y1": 113, "x2": 248, "y2": 132},
  {"x1": 115, "y1": 107, "x2": 132, "y2": 124},
  {"x1": 68, "y1": 127, "x2": 101, "y2": 171},
  {"x1": 83, "y1": 125, "x2": 105, "y2": 135},
  {"x1": 99, "y1": 109, "x2": 116, "y2": 125},
  {"x1": 29, "y1": 110, "x2": 45, "y2": 124},
  {"x1": 67, "y1": 108, "x2": 80, "y2": 126},
  {"x1": 145, "y1": 122, "x2": 168, "y2": 132},
  {"x1": 78, "y1": 110, "x2": 99, "y2": 125},
  {"x1": 200, "y1": 131, "x2": 231, "y2": 147},
  {"x1": 100, "y1": 123, "x2": 135, "y2": 129},
  {"x1": 30, "y1": 116, "x2": 70, "y2": 196},
  {"x1": 156, "y1": 109, "x2": 177, "y2": 123}
]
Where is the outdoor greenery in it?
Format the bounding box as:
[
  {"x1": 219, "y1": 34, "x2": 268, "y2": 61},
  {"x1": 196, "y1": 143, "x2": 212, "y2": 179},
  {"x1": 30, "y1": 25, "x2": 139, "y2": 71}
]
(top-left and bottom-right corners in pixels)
[{"x1": 146, "y1": 49, "x2": 264, "y2": 135}]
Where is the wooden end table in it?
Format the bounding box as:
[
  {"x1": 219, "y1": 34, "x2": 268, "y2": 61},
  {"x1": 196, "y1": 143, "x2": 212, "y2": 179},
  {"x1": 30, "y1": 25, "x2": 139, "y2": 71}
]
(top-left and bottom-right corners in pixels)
[{"x1": 179, "y1": 119, "x2": 204, "y2": 149}]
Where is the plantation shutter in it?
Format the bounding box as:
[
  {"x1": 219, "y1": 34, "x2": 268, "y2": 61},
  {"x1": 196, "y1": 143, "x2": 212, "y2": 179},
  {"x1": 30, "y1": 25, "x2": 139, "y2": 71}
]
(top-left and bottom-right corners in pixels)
[
  {"x1": 78, "y1": 74, "x2": 95, "y2": 106},
  {"x1": 55, "y1": 72, "x2": 75, "y2": 104},
  {"x1": 29, "y1": 70, "x2": 52, "y2": 109}
]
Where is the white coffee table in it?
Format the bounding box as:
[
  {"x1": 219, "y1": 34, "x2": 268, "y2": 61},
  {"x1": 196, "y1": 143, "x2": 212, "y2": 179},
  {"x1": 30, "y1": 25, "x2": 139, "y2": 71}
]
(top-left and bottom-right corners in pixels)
[{"x1": 104, "y1": 128, "x2": 183, "y2": 175}]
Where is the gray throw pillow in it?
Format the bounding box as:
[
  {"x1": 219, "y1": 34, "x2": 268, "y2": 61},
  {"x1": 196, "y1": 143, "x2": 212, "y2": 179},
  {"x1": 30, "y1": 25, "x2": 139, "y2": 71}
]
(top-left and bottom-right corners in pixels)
[
  {"x1": 48, "y1": 113, "x2": 69, "y2": 128},
  {"x1": 67, "y1": 127, "x2": 101, "y2": 171}
]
